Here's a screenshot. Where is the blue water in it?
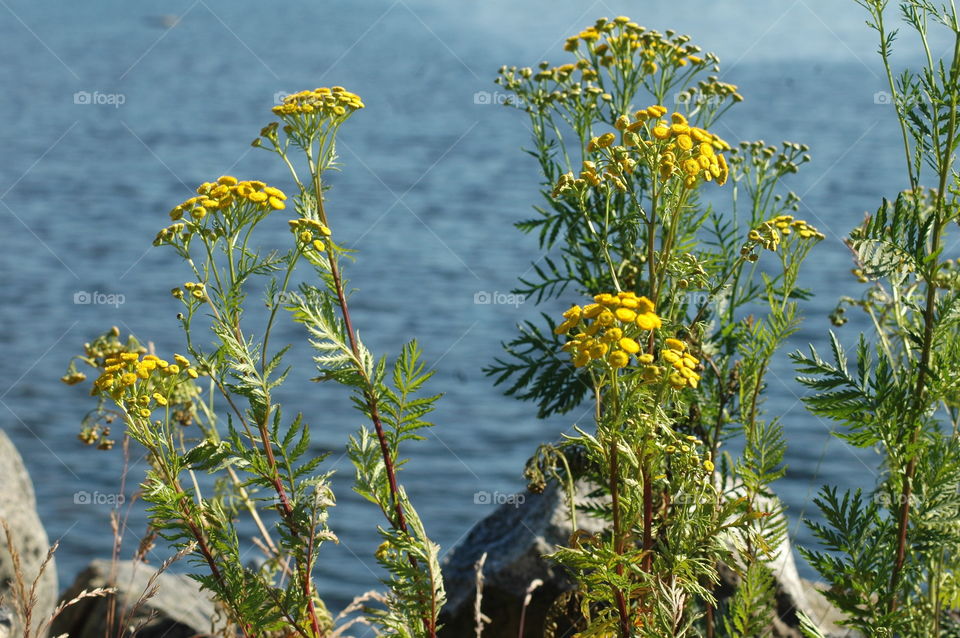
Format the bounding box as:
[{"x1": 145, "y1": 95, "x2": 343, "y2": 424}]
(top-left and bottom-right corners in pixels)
[{"x1": 0, "y1": 0, "x2": 941, "y2": 611}]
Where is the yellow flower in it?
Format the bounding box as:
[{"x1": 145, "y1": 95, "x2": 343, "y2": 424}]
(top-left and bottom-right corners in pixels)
[
  {"x1": 60, "y1": 372, "x2": 87, "y2": 385},
  {"x1": 600, "y1": 327, "x2": 623, "y2": 344},
  {"x1": 582, "y1": 303, "x2": 603, "y2": 319},
  {"x1": 554, "y1": 318, "x2": 578, "y2": 334},
  {"x1": 615, "y1": 308, "x2": 637, "y2": 323},
  {"x1": 618, "y1": 337, "x2": 641, "y2": 354},
  {"x1": 608, "y1": 350, "x2": 629, "y2": 368},
  {"x1": 595, "y1": 310, "x2": 614, "y2": 327},
  {"x1": 642, "y1": 365, "x2": 661, "y2": 381},
  {"x1": 635, "y1": 312, "x2": 661, "y2": 331},
  {"x1": 665, "y1": 338, "x2": 687, "y2": 352},
  {"x1": 703, "y1": 459, "x2": 715, "y2": 472},
  {"x1": 588, "y1": 342, "x2": 609, "y2": 359}
]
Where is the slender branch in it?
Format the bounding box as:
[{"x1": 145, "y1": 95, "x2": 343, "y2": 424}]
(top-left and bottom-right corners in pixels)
[
  {"x1": 312, "y1": 170, "x2": 436, "y2": 637},
  {"x1": 889, "y1": 21, "x2": 960, "y2": 610}
]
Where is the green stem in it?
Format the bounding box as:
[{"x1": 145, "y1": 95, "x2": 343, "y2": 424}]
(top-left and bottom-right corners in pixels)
[{"x1": 888, "y1": 22, "x2": 959, "y2": 611}]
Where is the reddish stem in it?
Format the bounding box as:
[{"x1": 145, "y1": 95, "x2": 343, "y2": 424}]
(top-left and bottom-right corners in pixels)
[
  {"x1": 316, "y1": 183, "x2": 435, "y2": 637},
  {"x1": 256, "y1": 419, "x2": 325, "y2": 638}
]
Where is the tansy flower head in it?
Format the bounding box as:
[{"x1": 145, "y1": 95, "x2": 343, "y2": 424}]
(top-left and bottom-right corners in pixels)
[
  {"x1": 158, "y1": 179, "x2": 288, "y2": 248},
  {"x1": 271, "y1": 87, "x2": 364, "y2": 118},
  {"x1": 665, "y1": 338, "x2": 687, "y2": 351},
  {"x1": 556, "y1": 292, "x2": 661, "y2": 369}
]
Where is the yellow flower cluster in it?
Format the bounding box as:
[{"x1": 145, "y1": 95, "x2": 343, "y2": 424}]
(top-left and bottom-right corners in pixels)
[
  {"x1": 169, "y1": 176, "x2": 287, "y2": 222},
  {"x1": 92, "y1": 350, "x2": 198, "y2": 412},
  {"x1": 613, "y1": 337, "x2": 701, "y2": 389},
  {"x1": 640, "y1": 110, "x2": 730, "y2": 187},
  {"x1": 660, "y1": 338, "x2": 701, "y2": 389},
  {"x1": 555, "y1": 292, "x2": 661, "y2": 368},
  {"x1": 61, "y1": 371, "x2": 87, "y2": 385},
  {"x1": 155, "y1": 177, "x2": 287, "y2": 247},
  {"x1": 271, "y1": 86, "x2": 364, "y2": 118},
  {"x1": 154, "y1": 222, "x2": 187, "y2": 245},
  {"x1": 552, "y1": 109, "x2": 729, "y2": 197},
  {"x1": 746, "y1": 215, "x2": 825, "y2": 253},
  {"x1": 561, "y1": 155, "x2": 637, "y2": 194},
  {"x1": 564, "y1": 16, "x2": 707, "y2": 72},
  {"x1": 289, "y1": 218, "x2": 332, "y2": 253},
  {"x1": 171, "y1": 281, "x2": 207, "y2": 303}
]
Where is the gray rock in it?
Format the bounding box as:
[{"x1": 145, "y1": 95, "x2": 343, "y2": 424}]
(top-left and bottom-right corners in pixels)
[
  {"x1": 51, "y1": 559, "x2": 216, "y2": 638},
  {"x1": 802, "y1": 580, "x2": 860, "y2": 638},
  {"x1": 715, "y1": 484, "x2": 810, "y2": 638},
  {"x1": 0, "y1": 605, "x2": 12, "y2": 638},
  {"x1": 439, "y1": 480, "x2": 842, "y2": 638},
  {"x1": 439, "y1": 480, "x2": 605, "y2": 637},
  {"x1": 0, "y1": 429, "x2": 58, "y2": 635}
]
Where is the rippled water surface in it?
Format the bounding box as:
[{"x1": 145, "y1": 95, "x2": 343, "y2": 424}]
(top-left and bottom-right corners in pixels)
[{"x1": 0, "y1": 0, "x2": 939, "y2": 609}]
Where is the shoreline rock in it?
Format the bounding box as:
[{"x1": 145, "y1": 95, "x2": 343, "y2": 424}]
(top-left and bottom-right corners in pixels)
[
  {"x1": 51, "y1": 559, "x2": 216, "y2": 638},
  {"x1": 0, "y1": 428, "x2": 58, "y2": 636},
  {"x1": 439, "y1": 479, "x2": 850, "y2": 638}
]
